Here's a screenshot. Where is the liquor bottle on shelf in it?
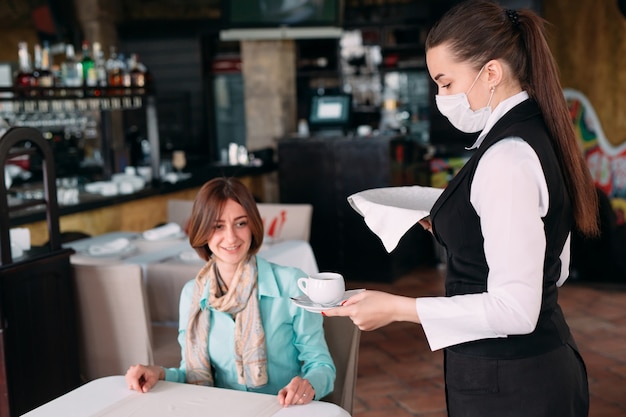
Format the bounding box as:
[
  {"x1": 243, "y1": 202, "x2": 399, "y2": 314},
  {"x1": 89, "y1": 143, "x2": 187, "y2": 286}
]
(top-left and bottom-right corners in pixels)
[
  {"x1": 33, "y1": 42, "x2": 55, "y2": 94},
  {"x1": 81, "y1": 40, "x2": 97, "y2": 89},
  {"x1": 106, "y1": 46, "x2": 125, "y2": 94},
  {"x1": 136, "y1": 54, "x2": 152, "y2": 89},
  {"x1": 92, "y1": 42, "x2": 108, "y2": 88},
  {"x1": 61, "y1": 44, "x2": 83, "y2": 92},
  {"x1": 15, "y1": 42, "x2": 35, "y2": 95},
  {"x1": 128, "y1": 53, "x2": 146, "y2": 92},
  {"x1": 119, "y1": 53, "x2": 131, "y2": 90},
  {"x1": 32, "y1": 44, "x2": 42, "y2": 79}
]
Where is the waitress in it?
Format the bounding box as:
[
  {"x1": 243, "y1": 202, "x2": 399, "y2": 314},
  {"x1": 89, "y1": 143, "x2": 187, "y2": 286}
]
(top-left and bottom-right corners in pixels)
[{"x1": 325, "y1": 1, "x2": 596, "y2": 416}]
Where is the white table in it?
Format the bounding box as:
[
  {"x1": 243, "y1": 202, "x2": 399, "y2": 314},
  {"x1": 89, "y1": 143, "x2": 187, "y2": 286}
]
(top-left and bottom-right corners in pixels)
[
  {"x1": 144, "y1": 239, "x2": 319, "y2": 324},
  {"x1": 64, "y1": 231, "x2": 187, "y2": 266},
  {"x1": 64, "y1": 233, "x2": 322, "y2": 376},
  {"x1": 21, "y1": 376, "x2": 351, "y2": 417},
  {"x1": 65, "y1": 233, "x2": 319, "y2": 274},
  {"x1": 65, "y1": 234, "x2": 320, "y2": 324}
]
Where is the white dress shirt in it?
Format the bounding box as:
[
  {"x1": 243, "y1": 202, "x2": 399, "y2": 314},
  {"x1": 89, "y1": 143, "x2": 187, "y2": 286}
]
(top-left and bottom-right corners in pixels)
[{"x1": 416, "y1": 91, "x2": 571, "y2": 351}]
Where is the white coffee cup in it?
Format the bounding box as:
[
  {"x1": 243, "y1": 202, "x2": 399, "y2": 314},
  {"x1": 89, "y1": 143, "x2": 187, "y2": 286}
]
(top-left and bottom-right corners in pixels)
[{"x1": 297, "y1": 272, "x2": 345, "y2": 305}]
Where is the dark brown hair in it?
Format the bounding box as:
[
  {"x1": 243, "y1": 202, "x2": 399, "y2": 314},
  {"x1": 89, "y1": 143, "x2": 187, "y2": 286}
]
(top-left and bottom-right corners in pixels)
[
  {"x1": 426, "y1": 0, "x2": 599, "y2": 237},
  {"x1": 188, "y1": 177, "x2": 264, "y2": 260}
]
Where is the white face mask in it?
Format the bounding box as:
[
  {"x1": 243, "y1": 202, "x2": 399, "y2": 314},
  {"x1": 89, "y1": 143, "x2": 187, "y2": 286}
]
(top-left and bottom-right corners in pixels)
[{"x1": 435, "y1": 66, "x2": 494, "y2": 133}]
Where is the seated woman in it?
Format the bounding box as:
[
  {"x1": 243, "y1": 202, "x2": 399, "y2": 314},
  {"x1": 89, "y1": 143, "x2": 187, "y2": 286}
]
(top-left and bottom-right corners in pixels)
[{"x1": 126, "y1": 177, "x2": 336, "y2": 406}]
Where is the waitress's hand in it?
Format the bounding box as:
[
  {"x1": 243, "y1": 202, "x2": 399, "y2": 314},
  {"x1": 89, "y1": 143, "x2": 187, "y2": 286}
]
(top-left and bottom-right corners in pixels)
[
  {"x1": 419, "y1": 217, "x2": 433, "y2": 233},
  {"x1": 278, "y1": 376, "x2": 315, "y2": 406},
  {"x1": 324, "y1": 290, "x2": 420, "y2": 330},
  {"x1": 125, "y1": 364, "x2": 164, "y2": 393}
]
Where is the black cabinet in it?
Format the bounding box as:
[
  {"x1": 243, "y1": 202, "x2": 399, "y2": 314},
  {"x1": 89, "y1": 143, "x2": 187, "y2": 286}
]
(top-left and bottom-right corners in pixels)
[
  {"x1": 0, "y1": 249, "x2": 79, "y2": 416},
  {"x1": 279, "y1": 135, "x2": 389, "y2": 280},
  {"x1": 279, "y1": 135, "x2": 434, "y2": 282},
  {"x1": 0, "y1": 127, "x2": 81, "y2": 416}
]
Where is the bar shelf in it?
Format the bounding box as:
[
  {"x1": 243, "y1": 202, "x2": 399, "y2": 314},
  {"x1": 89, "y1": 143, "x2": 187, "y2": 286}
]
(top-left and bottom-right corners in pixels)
[
  {"x1": 0, "y1": 86, "x2": 161, "y2": 183},
  {"x1": 0, "y1": 86, "x2": 150, "y2": 112}
]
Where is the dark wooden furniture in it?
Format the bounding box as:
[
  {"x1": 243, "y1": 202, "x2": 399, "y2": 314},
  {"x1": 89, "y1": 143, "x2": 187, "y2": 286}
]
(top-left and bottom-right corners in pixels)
[
  {"x1": 0, "y1": 127, "x2": 80, "y2": 416},
  {"x1": 278, "y1": 135, "x2": 435, "y2": 282},
  {"x1": 279, "y1": 135, "x2": 390, "y2": 280}
]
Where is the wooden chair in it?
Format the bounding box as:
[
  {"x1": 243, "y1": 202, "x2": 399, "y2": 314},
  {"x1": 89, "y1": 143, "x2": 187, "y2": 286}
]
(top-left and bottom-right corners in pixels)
[
  {"x1": 256, "y1": 203, "x2": 313, "y2": 242},
  {"x1": 322, "y1": 316, "x2": 361, "y2": 415},
  {"x1": 72, "y1": 263, "x2": 153, "y2": 381}
]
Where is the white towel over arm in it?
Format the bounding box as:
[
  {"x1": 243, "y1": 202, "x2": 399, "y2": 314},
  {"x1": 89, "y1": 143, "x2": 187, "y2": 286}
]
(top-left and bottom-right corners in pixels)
[{"x1": 348, "y1": 185, "x2": 443, "y2": 252}]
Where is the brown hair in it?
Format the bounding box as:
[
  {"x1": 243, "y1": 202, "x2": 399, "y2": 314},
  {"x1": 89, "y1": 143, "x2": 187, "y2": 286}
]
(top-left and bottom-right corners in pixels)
[
  {"x1": 426, "y1": 0, "x2": 599, "y2": 237},
  {"x1": 188, "y1": 177, "x2": 264, "y2": 260}
]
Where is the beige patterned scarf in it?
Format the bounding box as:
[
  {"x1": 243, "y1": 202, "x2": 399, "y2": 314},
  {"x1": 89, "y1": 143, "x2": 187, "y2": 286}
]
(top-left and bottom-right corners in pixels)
[{"x1": 185, "y1": 255, "x2": 268, "y2": 388}]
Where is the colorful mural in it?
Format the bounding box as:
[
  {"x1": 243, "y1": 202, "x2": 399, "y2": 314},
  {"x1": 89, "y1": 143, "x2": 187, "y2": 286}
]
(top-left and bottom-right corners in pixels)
[
  {"x1": 430, "y1": 156, "x2": 470, "y2": 189},
  {"x1": 564, "y1": 88, "x2": 626, "y2": 224}
]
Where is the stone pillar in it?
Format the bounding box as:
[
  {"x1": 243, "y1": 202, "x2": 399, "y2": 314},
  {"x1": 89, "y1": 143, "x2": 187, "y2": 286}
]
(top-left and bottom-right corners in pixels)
[
  {"x1": 240, "y1": 40, "x2": 297, "y2": 202},
  {"x1": 73, "y1": 0, "x2": 121, "y2": 52}
]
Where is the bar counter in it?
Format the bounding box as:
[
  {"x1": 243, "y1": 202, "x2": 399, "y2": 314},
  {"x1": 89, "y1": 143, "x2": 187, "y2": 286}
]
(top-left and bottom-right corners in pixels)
[{"x1": 10, "y1": 162, "x2": 276, "y2": 246}]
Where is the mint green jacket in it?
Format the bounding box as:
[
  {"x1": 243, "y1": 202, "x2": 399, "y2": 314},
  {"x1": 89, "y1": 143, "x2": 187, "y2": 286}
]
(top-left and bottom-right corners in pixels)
[{"x1": 163, "y1": 256, "x2": 336, "y2": 399}]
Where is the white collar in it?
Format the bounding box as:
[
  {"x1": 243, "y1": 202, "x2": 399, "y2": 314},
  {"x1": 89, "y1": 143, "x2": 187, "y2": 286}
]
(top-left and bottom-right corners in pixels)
[{"x1": 466, "y1": 91, "x2": 530, "y2": 150}]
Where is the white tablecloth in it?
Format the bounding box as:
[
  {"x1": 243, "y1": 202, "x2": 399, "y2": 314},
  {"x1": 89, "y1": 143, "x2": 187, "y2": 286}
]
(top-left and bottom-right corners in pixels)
[
  {"x1": 64, "y1": 234, "x2": 321, "y2": 376},
  {"x1": 65, "y1": 231, "x2": 188, "y2": 265},
  {"x1": 143, "y1": 239, "x2": 319, "y2": 324},
  {"x1": 65, "y1": 235, "x2": 320, "y2": 324},
  {"x1": 21, "y1": 376, "x2": 350, "y2": 417}
]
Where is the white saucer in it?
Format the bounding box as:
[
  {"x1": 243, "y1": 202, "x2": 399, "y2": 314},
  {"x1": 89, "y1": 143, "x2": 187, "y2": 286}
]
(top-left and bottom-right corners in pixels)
[{"x1": 291, "y1": 289, "x2": 365, "y2": 313}]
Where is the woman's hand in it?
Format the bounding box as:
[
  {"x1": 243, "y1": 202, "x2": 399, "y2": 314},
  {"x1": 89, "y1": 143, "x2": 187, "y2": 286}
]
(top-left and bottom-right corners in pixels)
[
  {"x1": 125, "y1": 364, "x2": 164, "y2": 393},
  {"x1": 323, "y1": 290, "x2": 420, "y2": 330},
  {"x1": 277, "y1": 376, "x2": 316, "y2": 406}
]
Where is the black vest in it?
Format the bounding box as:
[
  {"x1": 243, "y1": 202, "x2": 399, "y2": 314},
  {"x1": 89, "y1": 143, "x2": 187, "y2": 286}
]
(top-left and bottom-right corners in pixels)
[{"x1": 430, "y1": 100, "x2": 573, "y2": 359}]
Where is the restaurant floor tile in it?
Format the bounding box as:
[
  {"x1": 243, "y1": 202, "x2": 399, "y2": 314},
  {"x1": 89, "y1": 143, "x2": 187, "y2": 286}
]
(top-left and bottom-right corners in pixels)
[{"x1": 346, "y1": 267, "x2": 626, "y2": 417}]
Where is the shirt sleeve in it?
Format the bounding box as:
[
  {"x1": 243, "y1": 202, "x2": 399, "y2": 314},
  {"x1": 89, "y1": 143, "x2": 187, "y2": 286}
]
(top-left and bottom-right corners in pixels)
[
  {"x1": 557, "y1": 233, "x2": 571, "y2": 287},
  {"x1": 417, "y1": 138, "x2": 554, "y2": 351},
  {"x1": 291, "y1": 307, "x2": 336, "y2": 399},
  {"x1": 272, "y1": 264, "x2": 336, "y2": 399}
]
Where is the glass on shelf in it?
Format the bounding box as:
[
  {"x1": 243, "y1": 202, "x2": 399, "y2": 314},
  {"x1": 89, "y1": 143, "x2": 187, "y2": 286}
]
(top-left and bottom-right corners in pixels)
[{"x1": 56, "y1": 177, "x2": 80, "y2": 206}]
